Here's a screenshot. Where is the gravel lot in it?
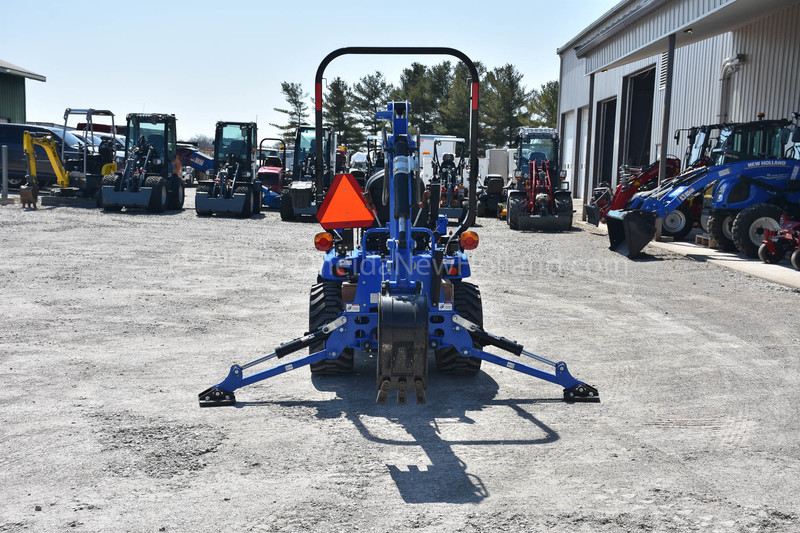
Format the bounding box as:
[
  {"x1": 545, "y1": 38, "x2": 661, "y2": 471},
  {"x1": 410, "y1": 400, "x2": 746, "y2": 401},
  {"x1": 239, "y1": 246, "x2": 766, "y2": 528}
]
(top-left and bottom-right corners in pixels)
[{"x1": 1, "y1": 195, "x2": 799, "y2": 532}]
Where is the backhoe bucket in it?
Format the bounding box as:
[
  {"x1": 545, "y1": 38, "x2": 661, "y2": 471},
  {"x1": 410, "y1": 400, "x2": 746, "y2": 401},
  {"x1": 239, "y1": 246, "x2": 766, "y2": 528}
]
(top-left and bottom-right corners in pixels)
[
  {"x1": 606, "y1": 209, "x2": 656, "y2": 258},
  {"x1": 584, "y1": 203, "x2": 601, "y2": 226}
]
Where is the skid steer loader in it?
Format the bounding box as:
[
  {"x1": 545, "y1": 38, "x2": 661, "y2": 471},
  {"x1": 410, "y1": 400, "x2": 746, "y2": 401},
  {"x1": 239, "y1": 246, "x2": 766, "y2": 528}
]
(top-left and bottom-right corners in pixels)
[
  {"x1": 101, "y1": 113, "x2": 185, "y2": 213},
  {"x1": 199, "y1": 47, "x2": 598, "y2": 407},
  {"x1": 195, "y1": 121, "x2": 261, "y2": 218}
]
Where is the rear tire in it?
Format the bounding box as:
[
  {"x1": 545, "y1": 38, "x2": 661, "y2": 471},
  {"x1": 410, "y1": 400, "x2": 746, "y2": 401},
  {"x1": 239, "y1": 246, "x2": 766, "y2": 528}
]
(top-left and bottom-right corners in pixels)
[
  {"x1": 309, "y1": 280, "x2": 351, "y2": 374},
  {"x1": 167, "y1": 178, "x2": 184, "y2": 210},
  {"x1": 792, "y1": 249, "x2": 800, "y2": 271},
  {"x1": 662, "y1": 203, "x2": 694, "y2": 241},
  {"x1": 280, "y1": 191, "x2": 295, "y2": 220},
  {"x1": 731, "y1": 203, "x2": 785, "y2": 258},
  {"x1": 146, "y1": 176, "x2": 167, "y2": 213},
  {"x1": 508, "y1": 193, "x2": 525, "y2": 230},
  {"x1": 708, "y1": 211, "x2": 736, "y2": 251},
  {"x1": 252, "y1": 183, "x2": 262, "y2": 214},
  {"x1": 435, "y1": 280, "x2": 483, "y2": 374},
  {"x1": 476, "y1": 199, "x2": 487, "y2": 218}
]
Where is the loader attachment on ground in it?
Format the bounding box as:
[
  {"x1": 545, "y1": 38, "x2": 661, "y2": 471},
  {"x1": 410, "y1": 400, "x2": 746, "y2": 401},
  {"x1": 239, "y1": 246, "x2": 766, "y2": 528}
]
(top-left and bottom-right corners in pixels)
[
  {"x1": 516, "y1": 213, "x2": 573, "y2": 232},
  {"x1": 606, "y1": 209, "x2": 657, "y2": 258},
  {"x1": 584, "y1": 203, "x2": 601, "y2": 226}
]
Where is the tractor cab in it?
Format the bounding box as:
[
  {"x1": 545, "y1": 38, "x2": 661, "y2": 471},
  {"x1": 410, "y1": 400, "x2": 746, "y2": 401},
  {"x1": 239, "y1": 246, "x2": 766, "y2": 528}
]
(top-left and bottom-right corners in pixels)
[
  {"x1": 280, "y1": 125, "x2": 337, "y2": 220},
  {"x1": 213, "y1": 122, "x2": 257, "y2": 179},
  {"x1": 712, "y1": 119, "x2": 790, "y2": 165},
  {"x1": 194, "y1": 121, "x2": 262, "y2": 218},
  {"x1": 514, "y1": 127, "x2": 560, "y2": 184},
  {"x1": 124, "y1": 114, "x2": 178, "y2": 178},
  {"x1": 101, "y1": 113, "x2": 185, "y2": 212},
  {"x1": 293, "y1": 125, "x2": 331, "y2": 181}
]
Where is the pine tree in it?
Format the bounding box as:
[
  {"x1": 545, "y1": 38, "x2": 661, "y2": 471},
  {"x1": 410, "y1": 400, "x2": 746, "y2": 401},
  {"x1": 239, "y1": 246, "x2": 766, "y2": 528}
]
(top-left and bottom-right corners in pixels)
[
  {"x1": 270, "y1": 82, "x2": 309, "y2": 142},
  {"x1": 484, "y1": 64, "x2": 532, "y2": 147}
]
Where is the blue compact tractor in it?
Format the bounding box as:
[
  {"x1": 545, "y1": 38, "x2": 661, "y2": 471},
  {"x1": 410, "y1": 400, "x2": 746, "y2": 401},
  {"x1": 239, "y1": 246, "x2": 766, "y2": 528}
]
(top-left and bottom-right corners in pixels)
[{"x1": 199, "y1": 47, "x2": 598, "y2": 406}]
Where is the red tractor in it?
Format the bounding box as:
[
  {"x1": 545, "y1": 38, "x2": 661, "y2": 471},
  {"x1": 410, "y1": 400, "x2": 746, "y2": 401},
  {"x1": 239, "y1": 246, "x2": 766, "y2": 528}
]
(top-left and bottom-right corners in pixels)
[
  {"x1": 586, "y1": 158, "x2": 681, "y2": 226},
  {"x1": 758, "y1": 215, "x2": 800, "y2": 269}
]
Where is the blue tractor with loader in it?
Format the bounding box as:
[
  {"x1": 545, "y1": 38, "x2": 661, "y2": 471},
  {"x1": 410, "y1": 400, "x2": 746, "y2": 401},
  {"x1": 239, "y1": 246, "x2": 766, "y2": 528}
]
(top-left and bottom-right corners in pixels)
[
  {"x1": 199, "y1": 47, "x2": 598, "y2": 407},
  {"x1": 606, "y1": 115, "x2": 800, "y2": 258},
  {"x1": 194, "y1": 121, "x2": 262, "y2": 218}
]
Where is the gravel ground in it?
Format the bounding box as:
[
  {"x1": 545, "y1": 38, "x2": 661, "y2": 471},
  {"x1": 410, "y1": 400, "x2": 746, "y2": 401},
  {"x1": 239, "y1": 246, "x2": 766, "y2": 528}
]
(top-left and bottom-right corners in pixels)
[{"x1": 1, "y1": 196, "x2": 799, "y2": 532}]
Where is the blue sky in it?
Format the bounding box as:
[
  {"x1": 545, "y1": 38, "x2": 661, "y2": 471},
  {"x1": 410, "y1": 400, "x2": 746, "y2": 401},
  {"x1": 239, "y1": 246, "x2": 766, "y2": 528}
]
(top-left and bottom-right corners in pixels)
[{"x1": 2, "y1": 0, "x2": 617, "y2": 140}]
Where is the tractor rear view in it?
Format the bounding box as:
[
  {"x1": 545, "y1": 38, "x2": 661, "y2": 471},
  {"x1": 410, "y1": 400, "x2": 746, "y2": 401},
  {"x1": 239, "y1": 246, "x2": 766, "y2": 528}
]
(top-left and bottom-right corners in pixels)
[
  {"x1": 195, "y1": 121, "x2": 262, "y2": 218},
  {"x1": 505, "y1": 128, "x2": 572, "y2": 231},
  {"x1": 101, "y1": 114, "x2": 185, "y2": 213},
  {"x1": 257, "y1": 137, "x2": 288, "y2": 209},
  {"x1": 279, "y1": 125, "x2": 336, "y2": 220},
  {"x1": 199, "y1": 47, "x2": 598, "y2": 408}
]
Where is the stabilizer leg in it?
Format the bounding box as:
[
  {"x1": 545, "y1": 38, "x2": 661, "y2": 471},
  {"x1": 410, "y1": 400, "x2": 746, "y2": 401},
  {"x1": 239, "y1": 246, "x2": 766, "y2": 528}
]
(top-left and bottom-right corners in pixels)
[
  {"x1": 452, "y1": 315, "x2": 599, "y2": 402},
  {"x1": 199, "y1": 316, "x2": 347, "y2": 407}
]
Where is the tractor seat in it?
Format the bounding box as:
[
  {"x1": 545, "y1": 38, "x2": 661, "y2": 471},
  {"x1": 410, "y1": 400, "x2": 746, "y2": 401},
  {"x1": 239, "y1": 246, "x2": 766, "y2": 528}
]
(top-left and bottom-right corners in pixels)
[
  {"x1": 365, "y1": 170, "x2": 427, "y2": 227},
  {"x1": 147, "y1": 134, "x2": 165, "y2": 150},
  {"x1": 264, "y1": 156, "x2": 283, "y2": 167},
  {"x1": 485, "y1": 174, "x2": 504, "y2": 194},
  {"x1": 441, "y1": 152, "x2": 456, "y2": 169}
]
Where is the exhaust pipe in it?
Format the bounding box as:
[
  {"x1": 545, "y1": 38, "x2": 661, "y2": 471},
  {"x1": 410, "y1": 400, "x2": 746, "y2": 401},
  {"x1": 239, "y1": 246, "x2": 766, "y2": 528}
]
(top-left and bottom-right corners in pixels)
[{"x1": 606, "y1": 209, "x2": 657, "y2": 258}]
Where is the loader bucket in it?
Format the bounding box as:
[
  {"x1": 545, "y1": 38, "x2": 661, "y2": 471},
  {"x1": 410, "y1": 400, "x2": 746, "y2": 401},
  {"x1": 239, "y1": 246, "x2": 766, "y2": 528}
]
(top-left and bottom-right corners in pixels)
[
  {"x1": 584, "y1": 204, "x2": 601, "y2": 226},
  {"x1": 606, "y1": 209, "x2": 657, "y2": 258},
  {"x1": 517, "y1": 214, "x2": 572, "y2": 232}
]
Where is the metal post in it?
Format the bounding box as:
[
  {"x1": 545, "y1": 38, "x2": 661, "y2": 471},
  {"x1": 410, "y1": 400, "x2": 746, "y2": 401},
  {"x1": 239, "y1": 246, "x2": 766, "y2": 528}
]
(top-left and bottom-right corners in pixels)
[
  {"x1": 658, "y1": 33, "x2": 676, "y2": 187},
  {"x1": 0, "y1": 145, "x2": 13, "y2": 205},
  {"x1": 581, "y1": 72, "x2": 595, "y2": 221}
]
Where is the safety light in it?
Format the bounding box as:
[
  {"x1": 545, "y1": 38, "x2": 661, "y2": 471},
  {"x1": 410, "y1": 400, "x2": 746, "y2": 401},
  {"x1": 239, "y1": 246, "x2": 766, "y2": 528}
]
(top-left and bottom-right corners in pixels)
[
  {"x1": 314, "y1": 232, "x2": 334, "y2": 251},
  {"x1": 460, "y1": 231, "x2": 479, "y2": 250}
]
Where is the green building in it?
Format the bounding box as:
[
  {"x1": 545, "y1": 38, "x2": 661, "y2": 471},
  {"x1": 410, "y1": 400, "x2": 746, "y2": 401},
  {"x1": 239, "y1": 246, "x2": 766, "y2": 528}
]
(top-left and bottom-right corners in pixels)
[{"x1": 0, "y1": 59, "x2": 46, "y2": 124}]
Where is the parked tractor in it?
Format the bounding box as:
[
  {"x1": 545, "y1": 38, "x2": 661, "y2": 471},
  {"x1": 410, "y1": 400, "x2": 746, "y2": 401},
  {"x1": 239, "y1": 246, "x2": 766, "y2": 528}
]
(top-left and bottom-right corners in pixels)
[
  {"x1": 758, "y1": 215, "x2": 800, "y2": 269},
  {"x1": 199, "y1": 47, "x2": 598, "y2": 407},
  {"x1": 504, "y1": 128, "x2": 572, "y2": 231},
  {"x1": 607, "y1": 116, "x2": 800, "y2": 258},
  {"x1": 101, "y1": 113, "x2": 185, "y2": 213},
  {"x1": 194, "y1": 121, "x2": 262, "y2": 218},
  {"x1": 279, "y1": 125, "x2": 336, "y2": 220},
  {"x1": 257, "y1": 137, "x2": 288, "y2": 209},
  {"x1": 431, "y1": 138, "x2": 467, "y2": 220},
  {"x1": 40, "y1": 108, "x2": 119, "y2": 207}
]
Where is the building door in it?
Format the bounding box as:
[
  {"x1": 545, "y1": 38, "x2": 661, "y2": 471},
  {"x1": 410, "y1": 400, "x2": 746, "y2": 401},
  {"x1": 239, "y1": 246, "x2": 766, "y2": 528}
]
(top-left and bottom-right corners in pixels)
[
  {"x1": 621, "y1": 68, "x2": 655, "y2": 168},
  {"x1": 576, "y1": 107, "x2": 588, "y2": 199},
  {"x1": 596, "y1": 98, "x2": 617, "y2": 186},
  {"x1": 561, "y1": 110, "x2": 575, "y2": 193}
]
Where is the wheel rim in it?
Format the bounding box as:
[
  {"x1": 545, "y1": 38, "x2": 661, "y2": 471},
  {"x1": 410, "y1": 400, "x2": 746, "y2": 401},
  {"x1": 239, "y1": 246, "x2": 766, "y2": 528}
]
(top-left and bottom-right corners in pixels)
[
  {"x1": 663, "y1": 210, "x2": 686, "y2": 232},
  {"x1": 722, "y1": 216, "x2": 734, "y2": 240},
  {"x1": 748, "y1": 216, "x2": 780, "y2": 245}
]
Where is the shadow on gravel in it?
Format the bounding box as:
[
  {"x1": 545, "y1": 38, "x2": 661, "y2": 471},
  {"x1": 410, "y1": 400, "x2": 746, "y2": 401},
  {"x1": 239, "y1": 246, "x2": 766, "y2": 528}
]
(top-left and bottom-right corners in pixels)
[{"x1": 238, "y1": 357, "x2": 561, "y2": 504}]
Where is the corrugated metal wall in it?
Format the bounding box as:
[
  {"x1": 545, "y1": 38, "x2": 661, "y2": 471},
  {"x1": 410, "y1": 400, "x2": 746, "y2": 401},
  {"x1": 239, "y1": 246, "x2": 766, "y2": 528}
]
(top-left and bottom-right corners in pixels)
[
  {"x1": 583, "y1": 0, "x2": 732, "y2": 73},
  {"x1": 0, "y1": 74, "x2": 26, "y2": 123},
  {"x1": 729, "y1": 2, "x2": 800, "y2": 121},
  {"x1": 558, "y1": 1, "x2": 799, "y2": 192}
]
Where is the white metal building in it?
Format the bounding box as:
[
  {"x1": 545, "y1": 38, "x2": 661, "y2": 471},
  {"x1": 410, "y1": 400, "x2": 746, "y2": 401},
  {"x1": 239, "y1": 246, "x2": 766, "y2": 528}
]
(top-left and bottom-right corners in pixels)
[{"x1": 556, "y1": 0, "x2": 800, "y2": 212}]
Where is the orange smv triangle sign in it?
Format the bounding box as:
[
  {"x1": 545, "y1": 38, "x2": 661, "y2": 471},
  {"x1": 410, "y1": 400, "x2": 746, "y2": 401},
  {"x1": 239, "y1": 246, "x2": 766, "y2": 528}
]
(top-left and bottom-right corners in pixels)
[{"x1": 316, "y1": 173, "x2": 375, "y2": 230}]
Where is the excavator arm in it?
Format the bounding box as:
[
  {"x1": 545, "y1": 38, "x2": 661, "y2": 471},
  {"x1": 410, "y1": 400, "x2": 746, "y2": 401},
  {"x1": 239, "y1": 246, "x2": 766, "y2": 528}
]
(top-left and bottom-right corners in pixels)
[{"x1": 23, "y1": 131, "x2": 70, "y2": 188}]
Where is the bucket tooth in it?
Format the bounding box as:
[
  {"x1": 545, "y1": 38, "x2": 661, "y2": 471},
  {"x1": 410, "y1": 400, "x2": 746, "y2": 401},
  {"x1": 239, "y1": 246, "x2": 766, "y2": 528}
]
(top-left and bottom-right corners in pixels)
[
  {"x1": 397, "y1": 379, "x2": 408, "y2": 405},
  {"x1": 376, "y1": 379, "x2": 390, "y2": 404},
  {"x1": 414, "y1": 379, "x2": 426, "y2": 405}
]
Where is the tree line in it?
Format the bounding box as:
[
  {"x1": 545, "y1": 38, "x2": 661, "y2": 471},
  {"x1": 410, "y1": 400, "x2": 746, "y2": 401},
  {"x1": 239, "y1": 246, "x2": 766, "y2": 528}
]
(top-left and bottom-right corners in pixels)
[{"x1": 269, "y1": 62, "x2": 558, "y2": 152}]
